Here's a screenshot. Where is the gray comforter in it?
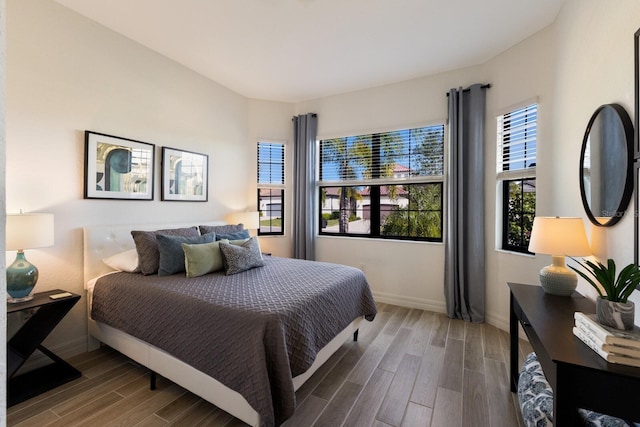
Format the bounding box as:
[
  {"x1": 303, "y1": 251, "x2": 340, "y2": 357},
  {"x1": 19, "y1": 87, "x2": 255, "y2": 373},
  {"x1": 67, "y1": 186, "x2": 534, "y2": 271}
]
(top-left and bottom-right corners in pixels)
[{"x1": 91, "y1": 256, "x2": 377, "y2": 426}]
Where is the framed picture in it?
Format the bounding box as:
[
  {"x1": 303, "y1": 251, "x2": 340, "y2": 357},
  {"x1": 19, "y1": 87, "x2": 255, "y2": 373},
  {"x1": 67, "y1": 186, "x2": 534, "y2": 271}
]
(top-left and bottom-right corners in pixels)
[
  {"x1": 161, "y1": 147, "x2": 208, "y2": 201},
  {"x1": 84, "y1": 131, "x2": 155, "y2": 200}
]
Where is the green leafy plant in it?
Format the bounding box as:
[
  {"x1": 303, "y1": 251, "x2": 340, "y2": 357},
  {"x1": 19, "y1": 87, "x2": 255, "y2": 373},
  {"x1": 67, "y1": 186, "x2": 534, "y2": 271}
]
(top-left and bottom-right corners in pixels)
[{"x1": 569, "y1": 258, "x2": 640, "y2": 303}]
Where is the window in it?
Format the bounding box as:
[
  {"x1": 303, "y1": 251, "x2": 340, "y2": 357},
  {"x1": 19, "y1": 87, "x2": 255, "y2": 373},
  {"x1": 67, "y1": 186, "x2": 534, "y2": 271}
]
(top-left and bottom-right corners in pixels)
[
  {"x1": 257, "y1": 142, "x2": 284, "y2": 235},
  {"x1": 318, "y1": 125, "x2": 444, "y2": 241},
  {"x1": 497, "y1": 103, "x2": 537, "y2": 253}
]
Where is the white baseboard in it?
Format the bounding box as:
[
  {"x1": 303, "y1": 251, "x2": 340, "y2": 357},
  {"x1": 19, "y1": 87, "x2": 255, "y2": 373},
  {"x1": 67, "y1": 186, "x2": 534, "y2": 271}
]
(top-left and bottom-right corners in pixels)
[
  {"x1": 373, "y1": 291, "x2": 517, "y2": 336},
  {"x1": 372, "y1": 291, "x2": 447, "y2": 314}
]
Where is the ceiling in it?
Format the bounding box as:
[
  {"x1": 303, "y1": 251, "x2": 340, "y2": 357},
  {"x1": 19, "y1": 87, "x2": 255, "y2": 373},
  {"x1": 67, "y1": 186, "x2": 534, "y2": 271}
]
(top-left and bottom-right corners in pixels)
[{"x1": 54, "y1": 0, "x2": 565, "y2": 103}]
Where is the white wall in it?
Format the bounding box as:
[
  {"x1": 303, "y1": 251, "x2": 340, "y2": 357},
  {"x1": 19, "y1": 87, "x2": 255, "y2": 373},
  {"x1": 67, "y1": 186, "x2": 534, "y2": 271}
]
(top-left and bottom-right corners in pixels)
[
  {"x1": 296, "y1": 0, "x2": 640, "y2": 329},
  {"x1": 247, "y1": 99, "x2": 294, "y2": 257},
  {"x1": 6, "y1": 0, "x2": 252, "y2": 357},
  {"x1": 551, "y1": 0, "x2": 640, "y2": 311},
  {"x1": 1, "y1": 0, "x2": 7, "y2": 417},
  {"x1": 295, "y1": 29, "x2": 558, "y2": 325},
  {"x1": 295, "y1": 67, "x2": 482, "y2": 313}
]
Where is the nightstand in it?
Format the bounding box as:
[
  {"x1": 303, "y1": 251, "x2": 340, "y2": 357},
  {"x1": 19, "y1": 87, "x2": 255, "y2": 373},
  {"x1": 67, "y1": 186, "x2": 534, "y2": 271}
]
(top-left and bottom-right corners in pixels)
[{"x1": 7, "y1": 289, "x2": 82, "y2": 406}]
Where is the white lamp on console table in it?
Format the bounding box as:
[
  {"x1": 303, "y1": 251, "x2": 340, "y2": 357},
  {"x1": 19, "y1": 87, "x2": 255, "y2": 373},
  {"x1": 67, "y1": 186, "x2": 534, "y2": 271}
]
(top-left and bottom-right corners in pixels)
[{"x1": 528, "y1": 216, "x2": 591, "y2": 296}]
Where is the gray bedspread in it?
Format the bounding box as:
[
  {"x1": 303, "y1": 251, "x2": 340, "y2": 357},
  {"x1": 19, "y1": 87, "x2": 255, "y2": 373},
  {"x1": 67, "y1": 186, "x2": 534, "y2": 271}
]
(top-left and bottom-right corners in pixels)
[{"x1": 91, "y1": 256, "x2": 377, "y2": 426}]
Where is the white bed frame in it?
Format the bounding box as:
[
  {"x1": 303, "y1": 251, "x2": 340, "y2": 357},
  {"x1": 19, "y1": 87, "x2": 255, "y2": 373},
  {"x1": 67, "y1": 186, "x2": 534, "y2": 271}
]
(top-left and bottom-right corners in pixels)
[{"x1": 83, "y1": 221, "x2": 362, "y2": 426}]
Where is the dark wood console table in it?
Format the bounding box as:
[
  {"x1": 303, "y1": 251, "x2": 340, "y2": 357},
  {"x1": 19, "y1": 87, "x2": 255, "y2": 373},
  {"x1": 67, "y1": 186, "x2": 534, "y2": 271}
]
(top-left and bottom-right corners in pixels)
[
  {"x1": 7, "y1": 289, "x2": 82, "y2": 406},
  {"x1": 509, "y1": 282, "x2": 640, "y2": 425}
]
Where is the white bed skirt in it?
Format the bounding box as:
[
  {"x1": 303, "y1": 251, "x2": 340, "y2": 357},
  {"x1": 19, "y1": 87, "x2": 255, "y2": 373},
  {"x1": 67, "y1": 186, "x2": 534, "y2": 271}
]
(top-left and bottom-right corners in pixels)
[{"x1": 88, "y1": 313, "x2": 362, "y2": 426}]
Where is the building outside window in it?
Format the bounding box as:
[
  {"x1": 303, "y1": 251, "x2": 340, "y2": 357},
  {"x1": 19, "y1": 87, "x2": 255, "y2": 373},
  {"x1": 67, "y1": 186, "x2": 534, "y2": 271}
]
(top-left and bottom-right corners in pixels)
[
  {"x1": 497, "y1": 103, "x2": 537, "y2": 253},
  {"x1": 318, "y1": 125, "x2": 444, "y2": 242},
  {"x1": 257, "y1": 142, "x2": 285, "y2": 235}
]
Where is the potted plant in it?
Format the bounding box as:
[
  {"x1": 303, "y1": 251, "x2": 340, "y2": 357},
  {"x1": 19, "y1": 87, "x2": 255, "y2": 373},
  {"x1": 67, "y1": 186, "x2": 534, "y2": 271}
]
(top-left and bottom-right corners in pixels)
[{"x1": 569, "y1": 258, "x2": 640, "y2": 330}]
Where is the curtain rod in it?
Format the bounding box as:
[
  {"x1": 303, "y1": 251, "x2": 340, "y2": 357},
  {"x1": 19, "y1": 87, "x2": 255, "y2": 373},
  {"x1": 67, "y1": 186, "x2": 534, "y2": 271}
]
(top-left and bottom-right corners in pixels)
[
  {"x1": 292, "y1": 113, "x2": 318, "y2": 121},
  {"x1": 445, "y1": 83, "x2": 491, "y2": 97}
]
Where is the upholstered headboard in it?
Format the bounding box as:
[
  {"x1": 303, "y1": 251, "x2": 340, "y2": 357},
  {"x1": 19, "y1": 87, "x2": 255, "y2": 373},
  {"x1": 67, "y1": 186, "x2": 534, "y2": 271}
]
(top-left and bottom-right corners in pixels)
[{"x1": 83, "y1": 220, "x2": 227, "y2": 287}]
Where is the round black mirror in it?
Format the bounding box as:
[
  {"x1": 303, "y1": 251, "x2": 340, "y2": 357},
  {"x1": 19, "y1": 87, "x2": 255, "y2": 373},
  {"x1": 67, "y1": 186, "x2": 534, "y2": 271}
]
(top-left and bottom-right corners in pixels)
[{"x1": 579, "y1": 104, "x2": 634, "y2": 227}]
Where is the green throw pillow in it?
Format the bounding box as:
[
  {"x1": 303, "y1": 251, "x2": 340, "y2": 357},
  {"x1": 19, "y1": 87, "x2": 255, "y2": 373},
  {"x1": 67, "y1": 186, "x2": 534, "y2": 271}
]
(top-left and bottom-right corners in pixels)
[{"x1": 182, "y1": 239, "x2": 229, "y2": 278}]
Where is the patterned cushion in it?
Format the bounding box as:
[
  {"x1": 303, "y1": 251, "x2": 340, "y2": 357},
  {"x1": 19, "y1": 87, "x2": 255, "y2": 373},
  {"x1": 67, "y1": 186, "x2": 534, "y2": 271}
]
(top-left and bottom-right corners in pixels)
[
  {"x1": 518, "y1": 352, "x2": 553, "y2": 427},
  {"x1": 216, "y1": 230, "x2": 250, "y2": 241},
  {"x1": 131, "y1": 227, "x2": 200, "y2": 275},
  {"x1": 578, "y1": 409, "x2": 640, "y2": 427},
  {"x1": 219, "y1": 237, "x2": 265, "y2": 275},
  {"x1": 518, "y1": 353, "x2": 640, "y2": 427},
  {"x1": 156, "y1": 233, "x2": 216, "y2": 276},
  {"x1": 198, "y1": 224, "x2": 245, "y2": 235}
]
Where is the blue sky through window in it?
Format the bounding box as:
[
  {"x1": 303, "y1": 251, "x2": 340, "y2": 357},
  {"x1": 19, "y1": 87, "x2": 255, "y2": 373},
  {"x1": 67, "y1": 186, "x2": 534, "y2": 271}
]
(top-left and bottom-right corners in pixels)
[{"x1": 258, "y1": 142, "x2": 284, "y2": 185}]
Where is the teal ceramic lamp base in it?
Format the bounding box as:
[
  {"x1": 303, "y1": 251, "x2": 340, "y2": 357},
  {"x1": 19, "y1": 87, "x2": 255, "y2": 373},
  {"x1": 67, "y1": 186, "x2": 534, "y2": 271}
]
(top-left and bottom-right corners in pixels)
[{"x1": 6, "y1": 250, "x2": 38, "y2": 303}]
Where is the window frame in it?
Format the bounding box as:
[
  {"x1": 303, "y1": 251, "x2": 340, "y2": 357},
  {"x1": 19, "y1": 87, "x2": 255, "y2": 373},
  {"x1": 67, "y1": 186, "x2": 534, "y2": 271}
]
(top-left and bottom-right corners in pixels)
[
  {"x1": 257, "y1": 141, "x2": 285, "y2": 236},
  {"x1": 317, "y1": 125, "x2": 445, "y2": 242},
  {"x1": 497, "y1": 102, "x2": 538, "y2": 254},
  {"x1": 501, "y1": 178, "x2": 536, "y2": 253}
]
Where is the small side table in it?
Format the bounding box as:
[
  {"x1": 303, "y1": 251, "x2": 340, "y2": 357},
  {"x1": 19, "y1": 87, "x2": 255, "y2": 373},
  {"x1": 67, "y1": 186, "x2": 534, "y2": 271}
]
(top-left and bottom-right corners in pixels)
[{"x1": 7, "y1": 289, "x2": 82, "y2": 406}]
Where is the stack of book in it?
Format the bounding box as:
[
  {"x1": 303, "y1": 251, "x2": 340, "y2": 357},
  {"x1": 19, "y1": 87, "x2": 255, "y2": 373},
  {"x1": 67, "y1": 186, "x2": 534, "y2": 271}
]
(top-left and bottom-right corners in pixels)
[{"x1": 573, "y1": 312, "x2": 640, "y2": 367}]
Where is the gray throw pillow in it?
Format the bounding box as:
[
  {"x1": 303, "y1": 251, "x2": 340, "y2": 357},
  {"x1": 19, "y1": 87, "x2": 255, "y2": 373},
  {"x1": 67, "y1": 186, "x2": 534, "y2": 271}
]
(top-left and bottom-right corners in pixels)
[
  {"x1": 219, "y1": 237, "x2": 265, "y2": 275},
  {"x1": 215, "y1": 230, "x2": 250, "y2": 241},
  {"x1": 131, "y1": 227, "x2": 200, "y2": 275},
  {"x1": 199, "y1": 224, "x2": 245, "y2": 235},
  {"x1": 157, "y1": 232, "x2": 216, "y2": 276}
]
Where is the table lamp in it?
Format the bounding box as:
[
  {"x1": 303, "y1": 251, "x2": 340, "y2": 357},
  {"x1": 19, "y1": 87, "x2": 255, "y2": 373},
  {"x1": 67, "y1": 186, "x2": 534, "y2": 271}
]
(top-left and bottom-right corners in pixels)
[
  {"x1": 226, "y1": 211, "x2": 260, "y2": 235},
  {"x1": 6, "y1": 212, "x2": 54, "y2": 303},
  {"x1": 528, "y1": 216, "x2": 591, "y2": 296}
]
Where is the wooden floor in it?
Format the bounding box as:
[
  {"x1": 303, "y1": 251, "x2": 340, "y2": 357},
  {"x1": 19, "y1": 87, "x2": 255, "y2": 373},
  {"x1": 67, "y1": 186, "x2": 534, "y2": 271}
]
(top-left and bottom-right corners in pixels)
[{"x1": 7, "y1": 303, "x2": 533, "y2": 427}]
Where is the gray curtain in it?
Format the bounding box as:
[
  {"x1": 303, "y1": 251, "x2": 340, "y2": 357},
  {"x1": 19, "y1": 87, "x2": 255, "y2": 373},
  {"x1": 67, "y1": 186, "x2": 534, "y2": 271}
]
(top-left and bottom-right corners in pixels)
[
  {"x1": 293, "y1": 113, "x2": 317, "y2": 260},
  {"x1": 445, "y1": 84, "x2": 488, "y2": 323}
]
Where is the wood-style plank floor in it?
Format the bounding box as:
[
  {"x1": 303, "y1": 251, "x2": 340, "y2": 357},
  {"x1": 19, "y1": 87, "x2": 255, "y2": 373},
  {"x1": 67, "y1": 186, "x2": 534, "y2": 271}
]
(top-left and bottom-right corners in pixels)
[{"x1": 7, "y1": 303, "x2": 533, "y2": 427}]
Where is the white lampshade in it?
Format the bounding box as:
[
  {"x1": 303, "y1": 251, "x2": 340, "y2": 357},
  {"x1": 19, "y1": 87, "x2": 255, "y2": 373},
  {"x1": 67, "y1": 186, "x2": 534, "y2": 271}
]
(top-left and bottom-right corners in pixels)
[
  {"x1": 528, "y1": 216, "x2": 590, "y2": 296},
  {"x1": 6, "y1": 213, "x2": 55, "y2": 251},
  {"x1": 226, "y1": 211, "x2": 260, "y2": 231},
  {"x1": 528, "y1": 216, "x2": 590, "y2": 256}
]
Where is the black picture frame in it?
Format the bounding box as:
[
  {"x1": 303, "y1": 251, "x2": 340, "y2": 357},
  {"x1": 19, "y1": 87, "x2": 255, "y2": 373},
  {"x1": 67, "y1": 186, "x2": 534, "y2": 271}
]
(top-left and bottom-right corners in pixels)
[
  {"x1": 84, "y1": 131, "x2": 155, "y2": 200},
  {"x1": 161, "y1": 147, "x2": 209, "y2": 202}
]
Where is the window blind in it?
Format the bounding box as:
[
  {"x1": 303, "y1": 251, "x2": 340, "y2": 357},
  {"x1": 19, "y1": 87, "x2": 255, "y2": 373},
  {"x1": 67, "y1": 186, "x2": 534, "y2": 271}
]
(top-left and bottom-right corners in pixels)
[
  {"x1": 319, "y1": 125, "x2": 444, "y2": 183},
  {"x1": 257, "y1": 142, "x2": 284, "y2": 186},
  {"x1": 497, "y1": 104, "x2": 537, "y2": 177}
]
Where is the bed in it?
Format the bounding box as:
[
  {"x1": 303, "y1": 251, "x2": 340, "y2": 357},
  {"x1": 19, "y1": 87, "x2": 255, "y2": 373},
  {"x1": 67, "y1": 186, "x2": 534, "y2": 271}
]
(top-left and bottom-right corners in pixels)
[{"x1": 83, "y1": 221, "x2": 377, "y2": 427}]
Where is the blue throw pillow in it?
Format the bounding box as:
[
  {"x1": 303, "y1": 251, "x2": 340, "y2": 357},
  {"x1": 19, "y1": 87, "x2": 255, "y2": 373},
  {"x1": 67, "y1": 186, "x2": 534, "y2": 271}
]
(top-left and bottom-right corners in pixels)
[
  {"x1": 215, "y1": 230, "x2": 250, "y2": 241},
  {"x1": 157, "y1": 232, "x2": 216, "y2": 276}
]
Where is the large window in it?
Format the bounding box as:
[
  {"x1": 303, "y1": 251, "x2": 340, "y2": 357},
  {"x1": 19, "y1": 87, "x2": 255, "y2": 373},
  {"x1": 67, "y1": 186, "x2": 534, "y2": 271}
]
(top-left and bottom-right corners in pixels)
[
  {"x1": 257, "y1": 142, "x2": 284, "y2": 235},
  {"x1": 318, "y1": 126, "x2": 444, "y2": 241},
  {"x1": 497, "y1": 103, "x2": 537, "y2": 253}
]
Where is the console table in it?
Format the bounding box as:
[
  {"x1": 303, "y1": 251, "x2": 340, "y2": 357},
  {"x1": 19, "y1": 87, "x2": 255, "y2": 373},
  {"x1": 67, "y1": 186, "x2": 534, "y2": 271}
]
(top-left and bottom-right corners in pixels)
[
  {"x1": 7, "y1": 289, "x2": 82, "y2": 406},
  {"x1": 509, "y1": 282, "x2": 640, "y2": 425}
]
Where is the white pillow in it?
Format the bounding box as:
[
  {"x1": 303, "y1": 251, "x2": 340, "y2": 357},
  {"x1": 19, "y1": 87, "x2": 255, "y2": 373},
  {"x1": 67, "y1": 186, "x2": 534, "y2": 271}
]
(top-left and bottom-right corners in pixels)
[{"x1": 102, "y1": 249, "x2": 140, "y2": 273}]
